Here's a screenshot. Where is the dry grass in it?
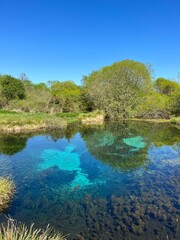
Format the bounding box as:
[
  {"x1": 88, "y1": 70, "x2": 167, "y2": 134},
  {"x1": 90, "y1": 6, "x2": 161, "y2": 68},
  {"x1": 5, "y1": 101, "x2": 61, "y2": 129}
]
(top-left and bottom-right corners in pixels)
[
  {"x1": 0, "y1": 178, "x2": 15, "y2": 212},
  {"x1": 79, "y1": 110, "x2": 105, "y2": 125},
  {"x1": 0, "y1": 219, "x2": 67, "y2": 240}
]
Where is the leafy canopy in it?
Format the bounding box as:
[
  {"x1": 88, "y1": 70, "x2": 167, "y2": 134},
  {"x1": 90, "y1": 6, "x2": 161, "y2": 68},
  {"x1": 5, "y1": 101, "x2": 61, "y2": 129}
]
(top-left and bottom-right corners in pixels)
[
  {"x1": 154, "y1": 78, "x2": 180, "y2": 95},
  {"x1": 0, "y1": 75, "x2": 25, "y2": 102},
  {"x1": 83, "y1": 59, "x2": 152, "y2": 118}
]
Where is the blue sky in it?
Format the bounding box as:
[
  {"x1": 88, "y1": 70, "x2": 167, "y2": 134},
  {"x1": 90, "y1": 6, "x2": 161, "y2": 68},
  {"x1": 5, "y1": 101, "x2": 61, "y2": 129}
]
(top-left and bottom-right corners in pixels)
[{"x1": 0, "y1": 0, "x2": 180, "y2": 84}]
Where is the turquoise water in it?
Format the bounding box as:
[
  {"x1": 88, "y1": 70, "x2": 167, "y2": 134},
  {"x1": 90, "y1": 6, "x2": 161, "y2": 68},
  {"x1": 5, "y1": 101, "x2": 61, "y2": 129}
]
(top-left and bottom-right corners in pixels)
[{"x1": 0, "y1": 122, "x2": 179, "y2": 239}]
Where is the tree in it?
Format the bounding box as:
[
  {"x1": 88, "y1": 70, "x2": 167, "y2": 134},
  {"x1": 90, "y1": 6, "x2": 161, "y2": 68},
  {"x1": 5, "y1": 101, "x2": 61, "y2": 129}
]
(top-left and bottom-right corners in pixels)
[
  {"x1": 154, "y1": 78, "x2": 180, "y2": 95},
  {"x1": 50, "y1": 80, "x2": 82, "y2": 113},
  {"x1": 0, "y1": 75, "x2": 25, "y2": 102},
  {"x1": 154, "y1": 78, "x2": 180, "y2": 115},
  {"x1": 8, "y1": 81, "x2": 51, "y2": 113},
  {"x1": 170, "y1": 90, "x2": 180, "y2": 115},
  {"x1": 83, "y1": 60, "x2": 152, "y2": 118},
  {"x1": 135, "y1": 91, "x2": 170, "y2": 119}
]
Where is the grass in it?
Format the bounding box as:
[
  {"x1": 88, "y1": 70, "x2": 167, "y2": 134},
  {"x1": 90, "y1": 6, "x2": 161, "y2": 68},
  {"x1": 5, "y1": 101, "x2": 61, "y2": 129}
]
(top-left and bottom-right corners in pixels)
[
  {"x1": 0, "y1": 110, "x2": 105, "y2": 131},
  {"x1": 0, "y1": 178, "x2": 15, "y2": 212},
  {"x1": 78, "y1": 110, "x2": 105, "y2": 125},
  {"x1": 0, "y1": 219, "x2": 67, "y2": 240},
  {"x1": 0, "y1": 112, "x2": 68, "y2": 131}
]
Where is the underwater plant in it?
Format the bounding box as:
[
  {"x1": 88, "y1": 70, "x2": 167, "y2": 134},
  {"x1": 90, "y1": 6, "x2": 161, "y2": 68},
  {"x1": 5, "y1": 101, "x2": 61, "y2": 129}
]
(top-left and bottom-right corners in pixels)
[
  {"x1": 0, "y1": 177, "x2": 15, "y2": 212},
  {"x1": 0, "y1": 219, "x2": 67, "y2": 240}
]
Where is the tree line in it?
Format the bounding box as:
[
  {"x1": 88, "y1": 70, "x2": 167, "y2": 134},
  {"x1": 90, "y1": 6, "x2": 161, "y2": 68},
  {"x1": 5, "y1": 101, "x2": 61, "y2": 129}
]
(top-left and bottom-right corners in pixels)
[{"x1": 0, "y1": 59, "x2": 179, "y2": 118}]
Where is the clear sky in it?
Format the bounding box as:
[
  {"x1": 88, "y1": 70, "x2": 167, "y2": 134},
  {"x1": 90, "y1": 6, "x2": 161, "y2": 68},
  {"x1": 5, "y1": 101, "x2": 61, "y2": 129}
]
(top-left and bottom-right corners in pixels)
[{"x1": 0, "y1": 0, "x2": 180, "y2": 84}]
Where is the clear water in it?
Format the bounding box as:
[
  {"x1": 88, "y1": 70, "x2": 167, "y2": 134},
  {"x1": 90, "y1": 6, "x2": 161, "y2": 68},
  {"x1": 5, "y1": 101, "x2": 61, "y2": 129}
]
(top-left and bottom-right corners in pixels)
[{"x1": 0, "y1": 121, "x2": 179, "y2": 240}]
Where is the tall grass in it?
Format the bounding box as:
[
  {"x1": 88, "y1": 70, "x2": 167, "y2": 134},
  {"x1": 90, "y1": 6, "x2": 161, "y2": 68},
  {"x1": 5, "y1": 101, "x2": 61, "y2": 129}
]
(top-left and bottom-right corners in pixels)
[
  {"x1": 0, "y1": 219, "x2": 67, "y2": 240},
  {"x1": 0, "y1": 178, "x2": 15, "y2": 212}
]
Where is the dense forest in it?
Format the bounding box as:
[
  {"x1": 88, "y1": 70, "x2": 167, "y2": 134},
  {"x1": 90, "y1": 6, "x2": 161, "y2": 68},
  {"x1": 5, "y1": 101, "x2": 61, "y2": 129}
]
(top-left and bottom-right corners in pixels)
[{"x1": 0, "y1": 60, "x2": 179, "y2": 119}]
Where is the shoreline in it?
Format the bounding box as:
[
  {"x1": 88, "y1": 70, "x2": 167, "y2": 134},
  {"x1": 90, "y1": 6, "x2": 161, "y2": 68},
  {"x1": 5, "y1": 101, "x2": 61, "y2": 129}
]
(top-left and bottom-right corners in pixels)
[
  {"x1": 0, "y1": 111, "x2": 105, "y2": 133},
  {"x1": 0, "y1": 111, "x2": 179, "y2": 133}
]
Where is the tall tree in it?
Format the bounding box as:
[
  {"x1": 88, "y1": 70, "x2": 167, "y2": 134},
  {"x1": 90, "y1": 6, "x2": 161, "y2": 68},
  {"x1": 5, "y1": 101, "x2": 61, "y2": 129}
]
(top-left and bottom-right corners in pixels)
[{"x1": 83, "y1": 60, "x2": 152, "y2": 118}]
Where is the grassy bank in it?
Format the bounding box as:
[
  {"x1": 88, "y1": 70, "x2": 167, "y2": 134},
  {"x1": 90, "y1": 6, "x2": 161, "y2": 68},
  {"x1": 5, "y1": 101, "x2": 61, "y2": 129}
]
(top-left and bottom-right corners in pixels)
[
  {"x1": 0, "y1": 110, "x2": 105, "y2": 132},
  {"x1": 0, "y1": 177, "x2": 15, "y2": 212}
]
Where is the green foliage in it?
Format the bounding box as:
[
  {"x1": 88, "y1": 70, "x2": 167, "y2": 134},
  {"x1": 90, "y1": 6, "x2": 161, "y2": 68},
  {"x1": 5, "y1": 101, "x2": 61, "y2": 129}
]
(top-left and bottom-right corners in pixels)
[
  {"x1": 83, "y1": 60, "x2": 152, "y2": 118},
  {"x1": 171, "y1": 117, "x2": 180, "y2": 125},
  {"x1": 154, "y1": 78, "x2": 180, "y2": 95},
  {"x1": 135, "y1": 91, "x2": 170, "y2": 119},
  {"x1": 154, "y1": 78, "x2": 180, "y2": 115},
  {"x1": 0, "y1": 62, "x2": 179, "y2": 118},
  {"x1": 0, "y1": 75, "x2": 25, "y2": 102},
  {"x1": 170, "y1": 90, "x2": 180, "y2": 115},
  {"x1": 7, "y1": 81, "x2": 51, "y2": 113},
  {"x1": 50, "y1": 81, "x2": 82, "y2": 113}
]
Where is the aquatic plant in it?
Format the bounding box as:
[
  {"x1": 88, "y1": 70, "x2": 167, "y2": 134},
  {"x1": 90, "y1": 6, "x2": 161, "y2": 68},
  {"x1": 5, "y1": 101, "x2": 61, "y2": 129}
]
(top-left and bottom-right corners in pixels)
[
  {"x1": 0, "y1": 177, "x2": 15, "y2": 212},
  {"x1": 0, "y1": 219, "x2": 67, "y2": 240}
]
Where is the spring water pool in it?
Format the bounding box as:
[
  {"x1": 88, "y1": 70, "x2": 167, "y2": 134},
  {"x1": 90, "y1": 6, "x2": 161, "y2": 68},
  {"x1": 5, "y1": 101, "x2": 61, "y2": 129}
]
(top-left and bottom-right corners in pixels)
[{"x1": 0, "y1": 121, "x2": 179, "y2": 239}]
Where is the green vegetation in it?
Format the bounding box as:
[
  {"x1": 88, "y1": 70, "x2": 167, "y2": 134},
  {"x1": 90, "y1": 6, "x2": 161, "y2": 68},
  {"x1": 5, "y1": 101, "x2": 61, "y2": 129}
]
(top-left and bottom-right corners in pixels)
[
  {"x1": 154, "y1": 78, "x2": 180, "y2": 115},
  {"x1": 0, "y1": 177, "x2": 15, "y2": 212},
  {"x1": 83, "y1": 60, "x2": 152, "y2": 118},
  {"x1": 0, "y1": 111, "x2": 67, "y2": 131},
  {"x1": 0, "y1": 110, "x2": 105, "y2": 131},
  {"x1": 0, "y1": 219, "x2": 66, "y2": 240},
  {"x1": 171, "y1": 117, "x2": 180, "y2": 125},
  {"x1": 50, "y1": 80, "x2": 82, "y2": 113},
  {"x1": 83, "y1": 60, "x2": 180, "y2": 119},
  {"x1": 0, "y1": 60, "x2": 179, "y2": 126},
  {"x1": 0, "y1": 75, "x2": 25, "y2": 104}
]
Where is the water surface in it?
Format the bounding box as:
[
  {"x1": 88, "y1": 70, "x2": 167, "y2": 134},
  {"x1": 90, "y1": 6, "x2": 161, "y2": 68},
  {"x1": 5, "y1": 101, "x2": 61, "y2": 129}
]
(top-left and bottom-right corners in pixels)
[{"x1": 0, "y1": 122, "x2": 179, "y2": 239}]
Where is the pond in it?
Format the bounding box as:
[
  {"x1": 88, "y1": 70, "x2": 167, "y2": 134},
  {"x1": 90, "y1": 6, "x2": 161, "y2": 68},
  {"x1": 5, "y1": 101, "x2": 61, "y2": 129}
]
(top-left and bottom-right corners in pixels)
[{"x1": 0, "y1": 121, "x2": 180, "y2": 239}]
